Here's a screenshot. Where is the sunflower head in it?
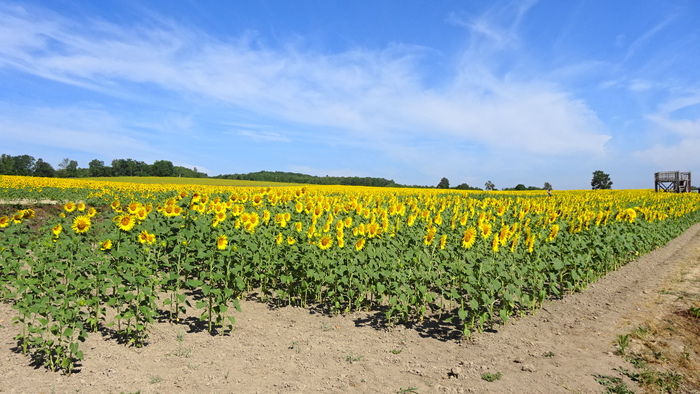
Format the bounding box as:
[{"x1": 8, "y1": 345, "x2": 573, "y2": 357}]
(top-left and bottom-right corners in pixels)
[
  {"x1": 52, "y1": 223, "x2": 63, "y2": 237},
  {"x1": 87, "y1": 207, "x2": 98, "y2": 218},
  {"x1": 72, "y1": 215, "x2": 91, "y2": 234},
  {"x1": 64, "y1": 201, "x2": 76, "y2": 213},
  {"x1": 318, "y1": 235, "x2": 333, "y2": 250},
  {"x1": 546, "y1": 224, "x2": 560, "y2": 242},
  {"x1": 138, "y1": 230, "x2": 151, "y2": 244},
  {"x1": 21, "y1": 209, "x2": 35, "y2": 220},
  {"x1": 100, "y1": 239, "x2": 113, "y2": 251},
  {"x1": 116, "y1": 214, "x2": 136, "y2": 232},
  {"x1": 216, "y1": 234, "x2": 228, "y2": 250}
]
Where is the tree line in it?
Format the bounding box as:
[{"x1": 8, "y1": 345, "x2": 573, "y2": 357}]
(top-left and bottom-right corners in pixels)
[
  {"x1": 3, "y1": 153, "x2": 612, "y2": 191},
  {"x1": 215, "y1": 171, "x2": 400, "y2": 187},
  {"x1": 0, "y1": 154, "x2": 206, "y2": 179},
  {"x1": 435, "y1": 177, "x2": 553, "y2": 192}
]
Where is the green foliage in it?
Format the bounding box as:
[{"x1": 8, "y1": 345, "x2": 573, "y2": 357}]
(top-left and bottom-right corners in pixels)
[
  {"x1": 453, "y1": 183, "x2": 482, "y2": 190},
  {"x1": 689, "y1": 306, "x2": 700, "y2": 318},
  {"x1": 592, "y1": 170, "x2": 613, "y2": 190},
  {"x1": 216, "y1": 170, "x2": 398, "y2": 187},
  {"x1": 481, "y1": 372, "x2": 502, "y2": 382},
  {"x1": 594, "y1": 374, "x2": 634, "y2": 393},
  {"x1": 437, "y1": 177, "x2": 450, "y2": 189},
  {"x1": 34, "y1": 159, "x2": 56, "y2": 178},
  {"x1": 3, "y1": 178, "x2": 700, "y2": 375},
  {"x1": 616, "y1": 334, "x2": 631, "y2": 355}
]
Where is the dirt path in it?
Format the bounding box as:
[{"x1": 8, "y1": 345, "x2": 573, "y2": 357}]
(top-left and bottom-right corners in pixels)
[{"x1": 2, "y1": 223, "x2": 700, "y2": 393}]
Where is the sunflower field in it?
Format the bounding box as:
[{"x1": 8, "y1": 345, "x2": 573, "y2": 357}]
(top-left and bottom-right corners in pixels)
[{"x1": 2, "y1": 175, "x2": 700, "y2": 373}]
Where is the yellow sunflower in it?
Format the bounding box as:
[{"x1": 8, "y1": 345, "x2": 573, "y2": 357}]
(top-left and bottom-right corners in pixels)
[
  {"x1": 87, "y1": 207, "x2": 98, "y2": 218},
  {"x1": 21, "y1": 209, "x2": 35, "y2": 219},
  {"x1": 64, "y1": 201, "x2": 76, "y2": 213},
  {"x1": 479, "y1": 222, "x2": 492, "y2": 239},
  {"x1": 52, "y1": 223, "x2": 63, "y2": 237},
  {"x1": 100, "y1": 239, "x2": 113, "y2": 251},
  {"x1": 462, "y1": 227, "x2": 476, "y2": 249},
  {"x1": 72, "y1": 215, "x2": 91, "y2": 234},
  {"x1": 216, "y1": 234, "x2": 228, "y2": 250},
  {"x1": 116, "y1": 214, "x2": 136, "y2": 232},
  {"x1": 138, "y1": 230, "x2": 155, "y2": 244},
  {"x1": 0, "y1": 216, "x2": 10, "y2": 228},
  {"x1": 318, "y1": 235, "x2": 333, "y2": 250},
  {"x1": 355, "y1": 238, "x2": 366, "y2": 251},
  {"x1": 546, "y1": 224, "x2": 560, "y2": 242}
]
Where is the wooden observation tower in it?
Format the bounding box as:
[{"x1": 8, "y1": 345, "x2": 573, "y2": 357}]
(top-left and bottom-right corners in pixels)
[{"x1": 654, "y1": 171, "x2": 691, "y2": 193}]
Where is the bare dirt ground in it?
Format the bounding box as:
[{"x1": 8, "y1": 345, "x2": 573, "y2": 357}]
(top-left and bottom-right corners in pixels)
[{"x1": 1, "y1": 221, "x2": 700, "y2": 393}]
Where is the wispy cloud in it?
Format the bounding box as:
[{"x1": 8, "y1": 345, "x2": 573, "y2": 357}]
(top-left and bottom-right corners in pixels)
[
  {"x1": 0, "y1": 1, "x2": 612, "y2": 185},
  {"x1": 633, "y1": 91, "x2": 700, "y2": 169},
  {"x1": 237, "y1": 130, "x2": 291, "y2": 143},
  {"x1": 622, "y1": 14, "x2": 677, "y2": 63}
]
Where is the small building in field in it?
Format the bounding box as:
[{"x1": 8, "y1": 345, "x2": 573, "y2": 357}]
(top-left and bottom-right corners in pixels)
[{"x1": 654, "y1": 171, "x2": 691, "y2": 192}]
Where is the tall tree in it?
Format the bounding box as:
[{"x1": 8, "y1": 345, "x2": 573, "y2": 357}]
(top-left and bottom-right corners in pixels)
[
  {"x1": 544, "y1": 182, "x2": 552, "y2": 191},
  {"x1": 0, "y1": 154, "x2": 16, "y2": 174},
  {"x1": 111, "y1": 158, "x2": 147, "y2": 176},
  {"x1": 485, "y1": 180, "x2": 496, "y2": 191},
  {"x1": 437, "y1": 177, "x2": 450, "y2": 189},
  {"x1": 65, "y1": 160, "x2": 78, "y2": 177},
  {"x1": 88, "y1": 159, "x2": 108, "y2": 177},
  {"x1": 34, "y1": 158, "x2": 55, "y2": 177},
  {"x1": 151, "y1": 160, "x2": 175, "y2": 177},
  {"x1": 12, "y1": 155, "x2": 35, "y2": 176},
  {"x1": 57, "y1": 158, "x2": 78, "y2": 177},
  {"x1": 591, "y1": 170, "x2": 612, "y2": 190}
]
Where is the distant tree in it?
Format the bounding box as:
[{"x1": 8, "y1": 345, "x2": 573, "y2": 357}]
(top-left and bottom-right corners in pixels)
[
  {"x1": 454, "y1": 183, "x2": 482, "y2": 190},
  {"x1": 591, "y1": 170, "x2": 613, "y2": 190},
  {"x1": 437, "y1": 177, "x2": 450, "y2": 189},
  {"x1": 514, "y1": 184, "x2": 527, "y2": 191},
  {"x1": 485, "y1": 180, "x2": 496, "y2": 191},
  {"x1": 56, "y1": 158, "x2": 78, "y2": 177},
  {"x1": 88, "y1": 159, "x2": 110, "y2": 177},
  {"x1": 58, "y1": 158, "x2": 71, "y2": 171},
  {"x1": 112, "y1": 158, "x2": 148, "y2": 176},
  {"x1": 0, "y1": 154, "x2": 16, "y2": 174},
  {"x1": 33, "y1": 158, "x2": 55, "y2": 177},
  {"x1": 151, "y1": 160, "x2": 176, "y2": 177},
  {"x1": 544, "y1": 182, "x2": 552, "y2": 191},
  {"x1": 13, "y1": 155, "x2": 36, "y2": 176},
  {"x1": 0, "y1": 153, "x2": 15, "y2": 175}
]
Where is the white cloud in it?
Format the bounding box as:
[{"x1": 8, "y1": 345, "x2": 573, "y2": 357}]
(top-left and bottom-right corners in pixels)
[
  {"x1": 238, "y1": 130, "x2": 290, "y2": 143},
  {"x1": 628, "y1": 79, "x2": 653, "y2": 92},
  {"x1": 0, "y1": 103, "x2": 156, "y2": 158},
  {"x1": 633, "y1": 93, "x2": 700, "y2": 169},
  {"x1": 0, "y1": 1, "x2": 611, "y2": 181}
]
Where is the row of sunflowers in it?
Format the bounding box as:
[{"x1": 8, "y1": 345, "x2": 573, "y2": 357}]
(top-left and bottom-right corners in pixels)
[{"x1": 2, "y1": 175, "x2": 700, "y2": 373}]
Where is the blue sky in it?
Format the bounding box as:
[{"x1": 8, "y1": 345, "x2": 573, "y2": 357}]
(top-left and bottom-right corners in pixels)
[{"x1": 1, "y1": 0, "x2": 699, "y2": 189}]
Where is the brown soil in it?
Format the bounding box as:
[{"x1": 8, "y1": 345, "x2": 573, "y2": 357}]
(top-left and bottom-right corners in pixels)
[{"x1": 1, "y1": 222, "x2": 700, "y2": 393}]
